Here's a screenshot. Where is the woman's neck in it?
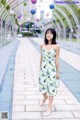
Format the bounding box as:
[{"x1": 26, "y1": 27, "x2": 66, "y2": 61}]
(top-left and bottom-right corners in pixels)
[{"x1": 48, "y1": 41, "x2": 52, "y2": 45}]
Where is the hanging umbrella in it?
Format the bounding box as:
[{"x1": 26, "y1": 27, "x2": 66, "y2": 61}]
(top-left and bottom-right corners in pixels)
[
  {"x1": 49, "y1": 4, "x2": 54, "y2": 9},
  {"x1": 18, "y1": 15, "x2": 22, "y2": 19},
  {"x1": 31, "y1": 0, "x2": 37, "y2": 4},
  {"x1": 30, "y1": 9, "x2": 36, "y2": 15}
]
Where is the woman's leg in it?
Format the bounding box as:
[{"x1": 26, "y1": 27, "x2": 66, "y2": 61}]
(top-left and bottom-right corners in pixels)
[
  {"x1": 44, "y1": 96, "x2": 54, "y2": 116},
  {"x1": 40, "y1": 93, "x2": 48, "y2": 106},
  {"x1": 47, "y1": 96, "x2": 54, "y2": 111}
]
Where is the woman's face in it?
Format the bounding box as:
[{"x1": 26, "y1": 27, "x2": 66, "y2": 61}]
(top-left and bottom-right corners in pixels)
[{"x1": 46, "y1": 30, "x2": 53, "y2": 41}]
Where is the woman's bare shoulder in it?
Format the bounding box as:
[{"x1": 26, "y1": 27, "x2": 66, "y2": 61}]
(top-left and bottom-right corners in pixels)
[
  {"x1": 56, "y1": 44, "x2": 60, "y2": 48},
  {"x1": 56, "y1": 44, "x2": 60, "y2": 51},
  {"x1": 54, "y1": 44, "x2": 60, "y2": 51}
]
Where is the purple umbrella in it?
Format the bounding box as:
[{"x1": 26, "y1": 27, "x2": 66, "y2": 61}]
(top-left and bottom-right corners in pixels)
[{"x1": 31, "y1": 0, "x2": 37, "y2": 4}]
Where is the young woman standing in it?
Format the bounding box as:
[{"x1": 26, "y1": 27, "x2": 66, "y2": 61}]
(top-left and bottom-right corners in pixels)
[{"x1": 39, "y1": 28, "x2": 60, "y2": 116}]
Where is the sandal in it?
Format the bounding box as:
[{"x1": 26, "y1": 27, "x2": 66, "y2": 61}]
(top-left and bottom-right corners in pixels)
[
  {"x1": 44, "y1": 110, "x2": 52, "y2": 116},
  {"x1": 43, "y1": 107, "x2": 52, "y2": 116}
]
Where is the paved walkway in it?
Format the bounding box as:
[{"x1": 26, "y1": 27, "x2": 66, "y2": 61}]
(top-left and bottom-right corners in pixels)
[{"x1": 12, "y1": 38, "x2": 80, "y2": 120}]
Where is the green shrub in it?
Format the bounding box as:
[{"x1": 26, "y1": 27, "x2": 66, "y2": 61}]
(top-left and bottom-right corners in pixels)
[{"x1": 21, "y1": 32, "x2": 33, "y2": 37}]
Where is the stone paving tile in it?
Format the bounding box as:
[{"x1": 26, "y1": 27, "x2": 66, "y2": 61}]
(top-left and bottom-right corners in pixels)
[
  {"x1": 13, "y1": 100, "x2": 39, "y2": 105},
  {"x1": 13, "y1": 118, "x2": 59, "y2": 120},
  {"x1": 26, "y1": 119, "x2": 59, "y2": 120},
  {"x1": 38, "y1": 99, "x2": 66, "y2": 105},
  {"x1": 12, "y1": 112, "x2": 42, "y2": 119},
  {"x1": 13, "y1": 87, "x2": 24, "y2": 91},
  {"x1": 42, "y1": 111, "x2": 74, "y2": 119},
  {"x1": 72, "y1": 111, "x2": 80, "y2": 118},
  {"x1": 14, "y1": 85, "x2": 35, "y2": 88},
  {"x1": 25, "y1": 87, "x2": 38, "y2": 91},
  {"x1": 14, "y1": 81, "x2": 25, "y2": 85},
  {"x1": 65, "y1": 99, "x2": 80, "y2": 105},
  {"x1": 13, "y1": 91, "x2": 37, "y2": 96},
  {"x1": 55, "y1": 105, "x2": 80, "y2": 111},
  {"x1": 12, "y1": 105, "x2": 25, "y2": 112},
  {"x1": 12, "y1": 38, "x2": 80, "y2": 120},
  {"x1": 61, "y1": 119, "x2": 80, "y2": 120},
  {"x1": 26, "y1": 95, "x2": 43, "y2": 100},
  {"x1": 55, "y1": 95, "x2": 77, "y2": 100},
  {"x1": 26, "y1": 105, "x2": 55, "y2": 112},
  {"x1": 59, "y1": 91, "x2": 74, "y2": 95},
  {"x1": 13, "y1": 95, "x2": 25, "y2": 100}
]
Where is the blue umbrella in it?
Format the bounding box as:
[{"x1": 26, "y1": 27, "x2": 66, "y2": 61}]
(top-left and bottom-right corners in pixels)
[
  {"x1": 49, "y1": 4, "x2": 54, "y2": 9},
  {"x1": 30, "y1": 9, "x2": 36, "y2": 14}
]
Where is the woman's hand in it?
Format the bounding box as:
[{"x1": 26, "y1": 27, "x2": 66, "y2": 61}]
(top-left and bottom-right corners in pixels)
[{"x1": 56, "y1": 72, "x2": 60, "y2": 79}]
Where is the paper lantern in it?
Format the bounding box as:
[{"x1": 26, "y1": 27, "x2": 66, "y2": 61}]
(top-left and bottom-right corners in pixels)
[
  {"x1": 49, "y1": 4, "x2": 54, "y2": 9},
  {"x1": 31, "y1": 0, "x2": 37, "y2": 4}
]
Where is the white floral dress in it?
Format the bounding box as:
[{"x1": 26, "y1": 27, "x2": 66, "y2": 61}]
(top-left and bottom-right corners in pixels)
[{"x1": 39, "y1": 47, "x2": 60, "y2": 96}]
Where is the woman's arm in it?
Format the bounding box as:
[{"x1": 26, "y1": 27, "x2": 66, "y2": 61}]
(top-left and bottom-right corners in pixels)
[{"x1": 55, "y1": 45, "x2": 60, "y2": 78}]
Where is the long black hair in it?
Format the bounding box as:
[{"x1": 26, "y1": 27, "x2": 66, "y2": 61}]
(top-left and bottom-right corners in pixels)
[{"x1": 44, "y1": 28, "x2": 57, "y2": 44}]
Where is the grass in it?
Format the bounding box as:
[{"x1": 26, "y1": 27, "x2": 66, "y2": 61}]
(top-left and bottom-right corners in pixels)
[{"x1": 64, "y1": 38, "x2": 78, "y2": 42}]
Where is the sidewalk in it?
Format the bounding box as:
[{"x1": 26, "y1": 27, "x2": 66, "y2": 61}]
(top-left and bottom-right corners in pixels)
[{"x1": 12, "y1": 38, "x2": 80, "y2": 120}]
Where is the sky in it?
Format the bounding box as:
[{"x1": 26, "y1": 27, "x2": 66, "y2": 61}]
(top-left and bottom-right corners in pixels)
[{"x1": 36, "y1": 0, "x2": 53, "y2": 19}]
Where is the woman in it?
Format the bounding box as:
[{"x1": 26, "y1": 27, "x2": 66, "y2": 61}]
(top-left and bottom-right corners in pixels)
[{"x1": 39, "y1": 28, "x2": 60, "y2": 116}]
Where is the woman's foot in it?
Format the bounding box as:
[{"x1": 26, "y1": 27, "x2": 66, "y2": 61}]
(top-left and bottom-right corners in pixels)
[
  {"x1": 44, "y1": 107, "x2": 52, "y2": 116},
  {"x1": 40, "y1": 96, "x2": 48, "y2": 106}
]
